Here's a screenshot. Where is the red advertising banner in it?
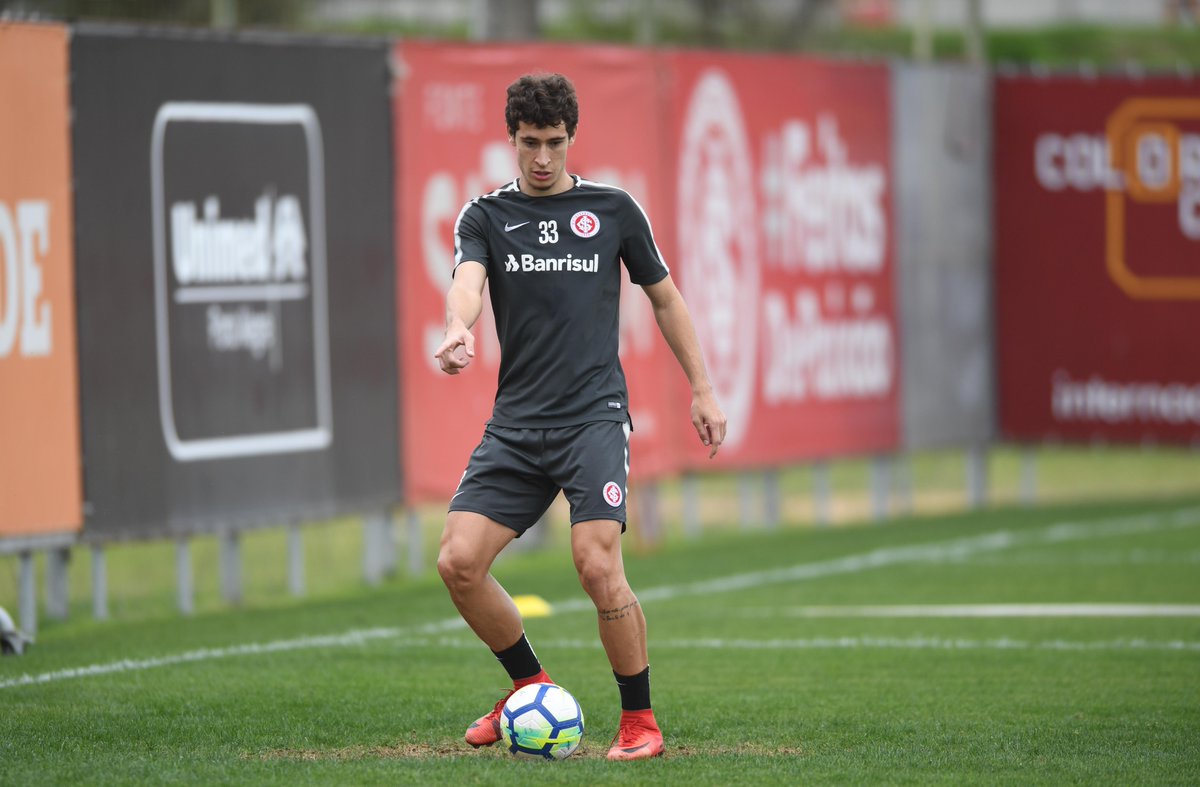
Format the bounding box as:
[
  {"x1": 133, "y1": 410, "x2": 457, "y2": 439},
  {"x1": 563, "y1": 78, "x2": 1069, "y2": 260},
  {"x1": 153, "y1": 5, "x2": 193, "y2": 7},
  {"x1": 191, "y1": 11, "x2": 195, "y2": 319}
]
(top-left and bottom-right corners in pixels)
[
  {"x1": 393, "y1": 42, "x2": 679, "y2": 503},
  {"x1": 0, "y1": 23, "x2": 82, "y2": 536},
  {"x1": 666, "y1": 54, "x2": 899, "y2": 468},
  {"x1": 995, "y1": 76, "x2": 1200, "y2": 444}
]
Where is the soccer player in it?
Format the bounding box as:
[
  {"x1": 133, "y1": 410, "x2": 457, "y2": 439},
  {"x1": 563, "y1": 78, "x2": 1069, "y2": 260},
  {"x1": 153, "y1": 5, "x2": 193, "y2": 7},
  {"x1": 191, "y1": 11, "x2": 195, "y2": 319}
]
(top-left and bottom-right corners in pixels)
[{"x1": 434, "y1": 72, "x2": 726, "y2": 761}]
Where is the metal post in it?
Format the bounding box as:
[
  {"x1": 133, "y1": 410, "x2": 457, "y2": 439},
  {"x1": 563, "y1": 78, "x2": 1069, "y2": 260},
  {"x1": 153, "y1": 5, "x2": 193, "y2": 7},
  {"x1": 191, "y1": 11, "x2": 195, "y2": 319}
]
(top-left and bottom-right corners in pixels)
[
  {"x1": 737, "y1": 472, "x2": 757, "y2": 529},
  {"x1": 210, "y1": 0, "x2": 236, "y2": 29},
  {"x1": 635, "y1": 0, "x2": 658, "y2": 46},
  {"x1": 287, "y1": 522, "x2": 305, "y2": 597},
  {"x1": 91, "y1": 545, "x2": 108, "y2": 621},
  {"x1": 177, "y1": 539, "x2": 194, "y2": 616},
  {"x1": 870, "y1": 456, "x2": 891, "y2": 521},
  {"x1": 219, "y1": 529, "x2": 242, "y2": 605},
  {"x1": 894, "y1": 454, "x2": 914, "y2": 515},
  {"x1": 18, "y1": 551, "x2": 36, "y2": 638},
  {"x1": 1020, "y1": 445, "x2": 1037, "y2": 506},
  {"x1": 964, "y1": 0, "x2": 986, "y2": 65},
  {"x1": 763, "y1": 469, "x2": 780, "y2": 529},
  {"x1": 381, "y1": 509, "x2": 398, "y2": 577},
  {"x1": 638, "y1": 483, "x2": 662, "y2": 544},
  {"x1": 406, "y1": 507, "x2": 424, "y2": 576},
  {"x1": 966, "y1": 445, "x2": 988, "y2": 509},
  {"x1": 913, "y1": 0, "x2": 934, "y2": 62},
  {"x1": 45, "y1": 546, "x2": 69, "y2": 620},
  {"x1": 681, "y1": 473, "x2": 701, "y2": 538},
  {"x1": 812, "y1": 461, "x2": 831, "y2": 526},
  {"x1": 363, "y1": 513, "x2": 384, "y2": 586}
]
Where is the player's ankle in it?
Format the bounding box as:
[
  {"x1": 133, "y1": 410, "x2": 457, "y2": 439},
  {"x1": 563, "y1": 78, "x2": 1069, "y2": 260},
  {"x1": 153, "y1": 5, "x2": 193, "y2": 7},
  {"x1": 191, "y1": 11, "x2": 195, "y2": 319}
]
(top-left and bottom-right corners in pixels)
[
  {"x1": 514, "y1": 668, "x2": 551, "y2": 689},
  {"x1": 620, "y1": 708, "x2": 658, "y2": 726}
]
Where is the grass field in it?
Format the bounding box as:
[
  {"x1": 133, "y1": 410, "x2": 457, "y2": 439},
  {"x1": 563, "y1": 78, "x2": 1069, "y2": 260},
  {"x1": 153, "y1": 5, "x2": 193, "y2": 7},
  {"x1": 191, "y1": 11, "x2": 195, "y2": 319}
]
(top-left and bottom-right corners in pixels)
[{"x1": 2, "y1": 488, "x2": 1199, "y2": 784}]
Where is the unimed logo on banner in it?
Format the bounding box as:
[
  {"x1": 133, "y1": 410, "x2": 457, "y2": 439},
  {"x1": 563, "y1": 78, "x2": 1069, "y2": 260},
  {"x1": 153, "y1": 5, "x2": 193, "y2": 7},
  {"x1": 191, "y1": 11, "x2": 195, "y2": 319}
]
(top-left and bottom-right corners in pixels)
[{"x1": 151, "y1": 103, "x2": 332, "y2": 461}]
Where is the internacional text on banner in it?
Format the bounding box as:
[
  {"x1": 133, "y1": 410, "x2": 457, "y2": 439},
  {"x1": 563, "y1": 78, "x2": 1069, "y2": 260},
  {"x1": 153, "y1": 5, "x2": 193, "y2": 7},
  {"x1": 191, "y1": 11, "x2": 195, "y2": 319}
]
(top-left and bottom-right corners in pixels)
[{"x1": 995, "y1": 75, "x2": 1200, "y2": 444}]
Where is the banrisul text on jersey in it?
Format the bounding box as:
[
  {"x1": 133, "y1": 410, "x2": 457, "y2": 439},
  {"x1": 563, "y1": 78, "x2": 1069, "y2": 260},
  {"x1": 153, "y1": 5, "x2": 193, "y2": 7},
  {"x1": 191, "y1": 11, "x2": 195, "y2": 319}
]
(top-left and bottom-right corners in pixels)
[{"x1": 452, "y1": 175, "x2": 668, "y2": 429}]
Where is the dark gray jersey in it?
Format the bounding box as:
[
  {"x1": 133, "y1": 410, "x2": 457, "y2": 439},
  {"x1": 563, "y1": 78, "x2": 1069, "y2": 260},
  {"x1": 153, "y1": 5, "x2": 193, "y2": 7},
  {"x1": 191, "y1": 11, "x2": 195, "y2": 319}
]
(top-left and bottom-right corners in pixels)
[{"x1": 453, "y1": 175, "x2": 669, "y2": 428}]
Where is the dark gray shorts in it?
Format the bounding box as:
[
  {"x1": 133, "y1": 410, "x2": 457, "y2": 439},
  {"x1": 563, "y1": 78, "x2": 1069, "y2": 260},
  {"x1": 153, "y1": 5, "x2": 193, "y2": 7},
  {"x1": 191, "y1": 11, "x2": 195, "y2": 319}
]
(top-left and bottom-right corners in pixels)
[{"x1": 448, "y1": 420, "x2": 631, "y2": 537}]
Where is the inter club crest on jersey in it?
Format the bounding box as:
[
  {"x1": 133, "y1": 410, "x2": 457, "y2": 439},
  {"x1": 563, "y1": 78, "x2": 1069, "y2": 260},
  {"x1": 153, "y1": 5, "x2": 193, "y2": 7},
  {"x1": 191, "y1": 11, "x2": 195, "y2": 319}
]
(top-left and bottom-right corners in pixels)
[
  {"x1": 602, "y1": 481, "x2": 623, "y2": 507},
  {"x1": 570, "y1": 210, "x2": 600, "y2": 238}
]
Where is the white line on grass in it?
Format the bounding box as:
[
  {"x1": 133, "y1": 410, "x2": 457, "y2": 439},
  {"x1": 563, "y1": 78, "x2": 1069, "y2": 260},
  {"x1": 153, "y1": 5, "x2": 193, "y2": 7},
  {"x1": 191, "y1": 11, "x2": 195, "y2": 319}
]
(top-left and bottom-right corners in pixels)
[
  {"x1": 746, "y1": 604, "x2": 1200, "y2": 618},
  {"x1": 4, "y1": 505, "x2": 1199, "y2": 690},
  {"x1": 445, "y1": 635, "x2": 1200, "y2": 653}
]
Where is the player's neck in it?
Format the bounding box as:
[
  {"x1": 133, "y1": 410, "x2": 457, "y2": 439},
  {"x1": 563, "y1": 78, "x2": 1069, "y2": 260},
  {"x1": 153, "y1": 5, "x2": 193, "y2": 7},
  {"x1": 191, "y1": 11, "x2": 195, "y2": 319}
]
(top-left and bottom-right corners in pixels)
[{"x1": 519, "y1": 173, "x2": 575, "y2": 197}]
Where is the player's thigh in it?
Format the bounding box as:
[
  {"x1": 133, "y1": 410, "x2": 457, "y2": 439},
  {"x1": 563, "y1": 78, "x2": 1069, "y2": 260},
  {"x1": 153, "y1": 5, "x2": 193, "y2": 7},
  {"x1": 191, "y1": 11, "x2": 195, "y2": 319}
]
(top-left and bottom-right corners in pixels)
[
  {"x1": 549, "y1": 419, "x2": 631, "y2": 528},
  {"x1": 439, "y1": 510, "x2": 518, "y2": 576},
  {"x1": 569, "y1": 518, "x2": 625, "y2": 579},
  {"x1": 448, "y1": 425, "x2": 558, "y2": 537}
]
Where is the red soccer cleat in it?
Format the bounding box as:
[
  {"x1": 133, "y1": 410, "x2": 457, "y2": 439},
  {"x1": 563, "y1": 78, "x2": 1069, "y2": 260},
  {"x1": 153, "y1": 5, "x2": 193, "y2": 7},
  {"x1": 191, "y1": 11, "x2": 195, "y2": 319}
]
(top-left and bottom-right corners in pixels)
[
  {"x1": 464, "y1": 691, "x2": 509, "y2": 748},
  {"x1": 464, "y1": 670, "x2": 552, "y2": 748},
  {"x1": 606, "y1": 709, "x2": 665, "y2": 761}
]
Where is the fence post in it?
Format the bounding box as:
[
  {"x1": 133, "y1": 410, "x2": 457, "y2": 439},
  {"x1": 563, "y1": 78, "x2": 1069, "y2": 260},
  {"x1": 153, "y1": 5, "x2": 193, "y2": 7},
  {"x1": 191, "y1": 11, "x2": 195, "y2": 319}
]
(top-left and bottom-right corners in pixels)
[
  {"x1": 681, "y1": 472, "x2": 701, "y2": 538},
  {"x1": 966, "y1": 445, "x2": 988, "y2": 509},
  {"x1": 92, "y1": 545, "x2": 108, "y2": 620},
  {"x1": 638, "y1": 482, "x2": 662, "y2": 544},
  {"x1": 406, "y1": 507, "x2": 424, "y2": 576},
  {"x1": 870, "y1": 456, "x2": 891, "y2": 521},
  {"x1": 18, "y1": 551, "x2": 36, "y2": 638},
  {"x1": 738, "y1": 472, "x2": 757, "y2": 529},
  {"x1": 382, "y1": 508, "x2": 398, "y2": 577},
  {"x1": 287, "y1": 522, "x2": 305, "y2": 597},
  {"x1": 1020, "y1": 445, "x2": 1038, "y2": 506},
  {"x1": 763, "y1": 469, "x2": 780, "y2": 529},
  {"x1": 812, "y1": 461, "x2": 831, "y2": 526},
  {"x1": 894, "y1": 454, "x2": 914, "y2": 515},
  {"x1": 177, "y1": 539, "x2": 194, "y2": 616},
  {"x1": 219, "y1": 529, "x2": 242, "y2": 605},
  {"x1": 363, "y1": 513, "x2": 385, "y2": 586},
  {"x1": 45, "y1": 546, "x2": 69, "y2": 620}
]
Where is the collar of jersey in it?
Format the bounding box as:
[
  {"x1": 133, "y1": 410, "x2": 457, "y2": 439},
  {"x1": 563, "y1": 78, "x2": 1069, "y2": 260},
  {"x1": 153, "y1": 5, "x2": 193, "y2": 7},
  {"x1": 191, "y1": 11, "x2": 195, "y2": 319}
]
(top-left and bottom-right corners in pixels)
[{"x1": 514, "y1": 174, "x2": 580, "y2": 198}]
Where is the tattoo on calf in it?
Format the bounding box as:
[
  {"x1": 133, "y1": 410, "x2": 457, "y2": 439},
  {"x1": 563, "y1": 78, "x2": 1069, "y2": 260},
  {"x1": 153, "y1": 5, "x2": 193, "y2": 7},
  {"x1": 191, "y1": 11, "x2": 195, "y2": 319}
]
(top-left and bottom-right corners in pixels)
[{"x1": 598, "y1": 600, "x2": 640, "y2": 622}]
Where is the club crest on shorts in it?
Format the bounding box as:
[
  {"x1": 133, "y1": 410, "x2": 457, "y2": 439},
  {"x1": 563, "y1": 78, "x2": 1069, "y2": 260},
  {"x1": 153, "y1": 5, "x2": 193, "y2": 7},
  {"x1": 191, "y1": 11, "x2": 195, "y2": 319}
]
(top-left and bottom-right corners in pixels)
[
  {"x1": 602, "y1": 481, "x2": 623, "y2": 507},
  {"x1": 570, "y1": 210, "x2": 600, "y2": 238}
]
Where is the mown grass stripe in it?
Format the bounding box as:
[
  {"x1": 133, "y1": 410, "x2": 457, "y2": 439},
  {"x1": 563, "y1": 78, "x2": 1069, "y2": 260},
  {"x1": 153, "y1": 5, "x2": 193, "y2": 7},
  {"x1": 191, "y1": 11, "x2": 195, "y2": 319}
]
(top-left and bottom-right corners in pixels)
[{"x1": 4, "y1": 505, "x2": 1198, "y2": 690}]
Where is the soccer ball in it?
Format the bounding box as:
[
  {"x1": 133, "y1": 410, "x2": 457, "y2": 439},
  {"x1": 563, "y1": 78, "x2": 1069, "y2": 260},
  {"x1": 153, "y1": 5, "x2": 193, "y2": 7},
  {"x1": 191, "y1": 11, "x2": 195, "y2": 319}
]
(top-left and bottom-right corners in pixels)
[{"x1": 499, "y1": 682, "x2": 585, "y2": 760}]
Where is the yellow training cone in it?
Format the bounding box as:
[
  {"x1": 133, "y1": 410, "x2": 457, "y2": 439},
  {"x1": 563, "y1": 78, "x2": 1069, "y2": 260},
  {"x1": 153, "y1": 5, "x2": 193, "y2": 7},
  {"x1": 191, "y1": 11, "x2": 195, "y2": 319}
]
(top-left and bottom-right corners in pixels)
[{"x1": 513, "y1": 594, "x2": 553, "y2": 618}]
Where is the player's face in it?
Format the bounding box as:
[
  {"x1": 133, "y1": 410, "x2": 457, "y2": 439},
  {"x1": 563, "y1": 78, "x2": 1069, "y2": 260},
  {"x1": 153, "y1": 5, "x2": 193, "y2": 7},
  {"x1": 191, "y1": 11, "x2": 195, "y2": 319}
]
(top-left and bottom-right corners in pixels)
[{"x1": 511, "y1": 121, "x2": 574, "y2": 196}]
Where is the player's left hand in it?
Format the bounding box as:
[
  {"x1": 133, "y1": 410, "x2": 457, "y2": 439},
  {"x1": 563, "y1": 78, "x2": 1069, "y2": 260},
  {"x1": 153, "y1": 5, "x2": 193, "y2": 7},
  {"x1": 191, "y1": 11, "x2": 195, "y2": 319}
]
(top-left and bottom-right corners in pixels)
[{"x1": 691, "y1": 390, "x2": 727, "y2": 459}]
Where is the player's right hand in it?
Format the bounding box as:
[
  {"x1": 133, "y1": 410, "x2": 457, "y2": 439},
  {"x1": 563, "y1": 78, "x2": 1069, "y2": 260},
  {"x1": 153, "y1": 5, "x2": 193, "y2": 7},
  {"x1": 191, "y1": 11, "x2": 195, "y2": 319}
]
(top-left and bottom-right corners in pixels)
[{"x1": 435, "y1": 329, "x2": 475, "y2": 375}]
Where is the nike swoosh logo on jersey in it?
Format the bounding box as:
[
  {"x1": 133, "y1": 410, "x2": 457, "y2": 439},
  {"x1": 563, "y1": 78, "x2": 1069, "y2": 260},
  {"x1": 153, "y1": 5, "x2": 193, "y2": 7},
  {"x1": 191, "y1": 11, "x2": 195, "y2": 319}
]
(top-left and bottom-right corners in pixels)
[{"x1": 504, "y1": 221, "x2": 530, "y2": 232}]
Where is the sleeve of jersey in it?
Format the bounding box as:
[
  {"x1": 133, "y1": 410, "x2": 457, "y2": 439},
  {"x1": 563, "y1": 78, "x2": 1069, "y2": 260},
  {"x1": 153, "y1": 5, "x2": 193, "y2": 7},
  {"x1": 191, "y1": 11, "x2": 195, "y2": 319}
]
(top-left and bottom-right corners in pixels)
[
  {"x1": 452, "y1": 202, "x2": 489, "y2": 278},
  {"x1": 619, "y1": 192, "x2": 670, "y2": 286}
]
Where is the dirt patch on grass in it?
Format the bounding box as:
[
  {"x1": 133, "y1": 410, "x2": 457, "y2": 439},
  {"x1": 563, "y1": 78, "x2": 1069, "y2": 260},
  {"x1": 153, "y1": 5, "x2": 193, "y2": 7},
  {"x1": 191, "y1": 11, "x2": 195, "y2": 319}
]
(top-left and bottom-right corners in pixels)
[{"x1": 250, "y1": 741, "x2": 805, "y2": 761}]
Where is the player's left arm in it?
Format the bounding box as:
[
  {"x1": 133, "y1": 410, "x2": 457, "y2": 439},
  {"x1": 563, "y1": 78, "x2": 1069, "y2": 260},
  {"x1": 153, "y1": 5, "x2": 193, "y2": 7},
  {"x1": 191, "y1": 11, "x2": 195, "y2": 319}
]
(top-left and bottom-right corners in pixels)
[{"x1": 642, "y1": 275, "x2": 727, "y2": 458}]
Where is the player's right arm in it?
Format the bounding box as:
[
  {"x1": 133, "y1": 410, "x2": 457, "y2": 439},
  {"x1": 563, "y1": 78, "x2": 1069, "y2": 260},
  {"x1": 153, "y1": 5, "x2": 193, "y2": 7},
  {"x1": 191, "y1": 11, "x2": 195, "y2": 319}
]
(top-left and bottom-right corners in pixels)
[{"x1": 435, "y1": 260, "x2": 487, "y2": 375}]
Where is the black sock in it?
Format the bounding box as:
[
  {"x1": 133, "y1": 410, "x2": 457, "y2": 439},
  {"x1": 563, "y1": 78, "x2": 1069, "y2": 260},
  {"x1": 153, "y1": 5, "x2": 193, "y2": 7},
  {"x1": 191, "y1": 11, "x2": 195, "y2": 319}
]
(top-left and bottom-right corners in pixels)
[
  {"x1": 614, "y1": 665, "x2": 651, "y2": 711},
  {"x1": 492, "y1": 633, "x2": 542, "y2": 682}
]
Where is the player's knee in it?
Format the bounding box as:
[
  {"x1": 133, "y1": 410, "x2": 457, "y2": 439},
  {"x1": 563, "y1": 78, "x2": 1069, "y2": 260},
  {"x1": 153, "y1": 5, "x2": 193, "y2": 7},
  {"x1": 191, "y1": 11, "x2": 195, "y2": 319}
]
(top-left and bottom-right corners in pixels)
[
  {"x1": 575, "y1": 554, "x2": 623, "y2": 601},
  {"x1": 436, "y1": 546, "x2": 481, "y2": 591}
]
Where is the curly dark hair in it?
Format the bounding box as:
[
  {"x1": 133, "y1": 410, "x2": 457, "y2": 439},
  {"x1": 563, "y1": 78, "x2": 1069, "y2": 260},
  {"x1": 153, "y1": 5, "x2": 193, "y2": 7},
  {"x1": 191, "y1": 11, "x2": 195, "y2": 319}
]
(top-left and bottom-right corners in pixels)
[{"x1": 505, "y1": 73, "x2": 579, "y2": 137}]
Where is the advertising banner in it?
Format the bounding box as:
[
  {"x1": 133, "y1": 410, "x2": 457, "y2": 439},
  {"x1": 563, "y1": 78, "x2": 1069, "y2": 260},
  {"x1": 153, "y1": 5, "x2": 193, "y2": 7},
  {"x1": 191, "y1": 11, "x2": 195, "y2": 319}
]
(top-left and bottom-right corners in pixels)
[
  {"x1": 893, "y1": 64, "x2": 994, "y2": 450},
  {"x1": 0, "y1": 23, "x2": 83, "y2": 537},
  {"x1": 667, "y1": 53, "x2": 899, "y2": 468},
  {"x1": 394, "y1": 41, "x2": 678, "y2": 502},
  {"x1": 71, "y1": 26, "x2": 400, "y2": 537},
  {"x1": 995, "y1": 75, "x2": 1200, "y2": 444}
]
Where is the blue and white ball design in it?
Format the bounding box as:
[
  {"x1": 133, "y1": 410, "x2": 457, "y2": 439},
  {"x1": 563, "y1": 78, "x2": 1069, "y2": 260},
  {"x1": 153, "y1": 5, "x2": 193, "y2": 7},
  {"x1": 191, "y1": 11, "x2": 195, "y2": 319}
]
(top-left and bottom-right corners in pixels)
[{"x1": 500, "y1": 682, "x2": 585, "y2": 760}]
